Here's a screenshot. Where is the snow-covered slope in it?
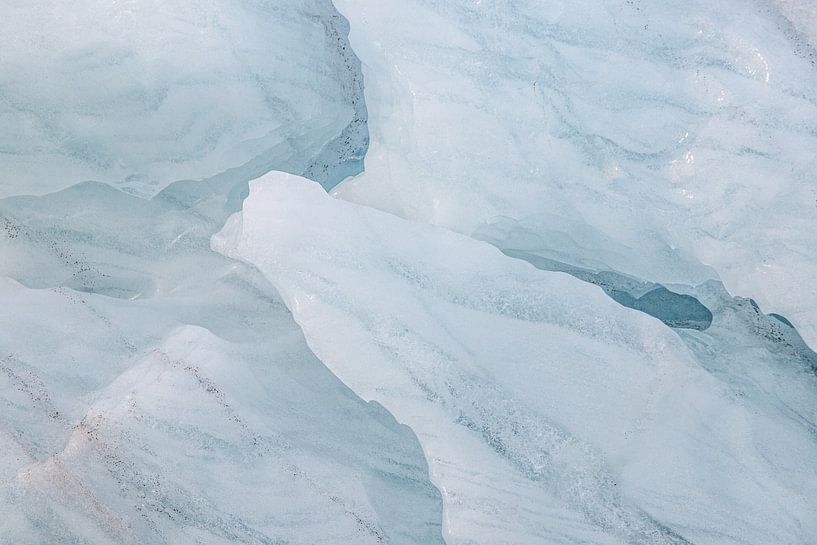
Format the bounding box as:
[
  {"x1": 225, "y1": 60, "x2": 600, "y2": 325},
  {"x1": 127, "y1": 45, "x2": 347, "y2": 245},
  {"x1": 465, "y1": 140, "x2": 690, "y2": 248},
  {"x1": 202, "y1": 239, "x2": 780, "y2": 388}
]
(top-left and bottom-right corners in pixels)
[
  {"x1": 215, "y1": 171, "x2": 817, "y2": 545},
  {"x1": 331, "y1": 0, "x2": 817, "y2": 349}
]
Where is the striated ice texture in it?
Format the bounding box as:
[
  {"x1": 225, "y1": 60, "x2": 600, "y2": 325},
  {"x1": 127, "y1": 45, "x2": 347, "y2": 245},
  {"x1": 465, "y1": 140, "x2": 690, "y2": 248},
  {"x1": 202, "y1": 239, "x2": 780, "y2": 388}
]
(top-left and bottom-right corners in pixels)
[
  {"x1": 0, "y1": 0, "x2": 367, "y2": 198},
  {"x1": 331, "y1": 0, "x2": 817, "y2": 349},
  {"x1": 215, "y1": 171, "x2": 817, "y2": 545},
  {"x1": 3, "y1": 0, "x2": 817, "y2": 544}
]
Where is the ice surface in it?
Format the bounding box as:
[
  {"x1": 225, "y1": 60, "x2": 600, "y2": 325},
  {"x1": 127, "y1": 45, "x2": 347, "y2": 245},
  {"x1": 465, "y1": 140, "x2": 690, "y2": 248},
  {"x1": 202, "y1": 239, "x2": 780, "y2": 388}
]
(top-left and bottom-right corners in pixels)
[
  {"x1": 331, "y1": 0, "x2": 817, "y2": 348},
  {"x1": 492, "y1": 248, "x2": 714, "y2": 331},
  {"x1": 0, "y1": 0, "x2": 367, "y2": 198},
  {"x1": 215, "y1": 171, "x2": 817, "y2": 545},
  {"x1": 3, "y1": 1, "x2": 817, "y2": 543},
  {"x1": 0, "y1": 178, "x2": 445, "y2": 544},
  {"x1": 0, "y1": 3, "x2": 444, "y2": 541},
  {"x1": 0, "y1": 283, "x2": 443, "y2": 544}
]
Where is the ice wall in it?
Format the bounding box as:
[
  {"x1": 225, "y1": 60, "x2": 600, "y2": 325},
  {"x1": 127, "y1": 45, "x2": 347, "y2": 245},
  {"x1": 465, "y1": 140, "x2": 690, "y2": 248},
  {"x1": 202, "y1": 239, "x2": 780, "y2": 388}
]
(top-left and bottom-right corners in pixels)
[
  {"x1": 2, "y1": 1, "x2": 816, "y2": 543},
  {"x1": 0, "y1": 135, "x2": 444, "y2": 545},
  {"x1": 0, "y1": 277, "x2": 444, "y2": 544}
]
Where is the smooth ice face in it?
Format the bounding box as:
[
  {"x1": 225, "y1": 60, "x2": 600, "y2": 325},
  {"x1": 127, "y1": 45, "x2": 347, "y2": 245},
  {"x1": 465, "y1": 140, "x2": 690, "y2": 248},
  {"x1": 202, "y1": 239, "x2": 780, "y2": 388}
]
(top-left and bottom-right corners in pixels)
[
  {"x1": 0, "y1": 0, "x2": 366, "y2": 198},
  {"x1": 331, "y1": 0, "x2": 817, "y2": 348},
  {"x1": 215, "y1": 171, "x2": 817, "y2": 545}
]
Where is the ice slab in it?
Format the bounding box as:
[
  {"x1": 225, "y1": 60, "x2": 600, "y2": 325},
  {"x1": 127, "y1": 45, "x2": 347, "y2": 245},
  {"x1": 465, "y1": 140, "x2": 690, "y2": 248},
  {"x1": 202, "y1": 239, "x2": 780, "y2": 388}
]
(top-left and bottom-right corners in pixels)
[{"x1": 215, "y1": 171, "x2": 817, "y2": 545}]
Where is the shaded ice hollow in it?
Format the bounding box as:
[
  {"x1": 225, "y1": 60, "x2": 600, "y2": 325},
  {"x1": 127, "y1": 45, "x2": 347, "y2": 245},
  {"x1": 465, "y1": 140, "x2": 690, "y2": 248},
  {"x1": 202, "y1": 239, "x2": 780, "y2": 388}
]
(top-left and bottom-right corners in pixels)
[{"x1": 2, "y1": 0, "x2": 817, "y2": 544}]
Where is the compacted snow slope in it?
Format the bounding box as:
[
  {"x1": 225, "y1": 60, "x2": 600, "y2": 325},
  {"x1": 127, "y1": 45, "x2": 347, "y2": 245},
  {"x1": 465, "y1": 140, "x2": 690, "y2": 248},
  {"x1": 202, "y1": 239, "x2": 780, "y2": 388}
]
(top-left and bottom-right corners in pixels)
[{"x1": 331, "y1": 0, "x2": 817, "y2": 349}]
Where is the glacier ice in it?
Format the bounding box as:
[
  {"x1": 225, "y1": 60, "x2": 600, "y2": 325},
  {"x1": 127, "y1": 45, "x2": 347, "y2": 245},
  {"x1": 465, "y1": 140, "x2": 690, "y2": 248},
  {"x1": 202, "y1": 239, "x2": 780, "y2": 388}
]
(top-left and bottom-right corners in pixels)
[
  {"x1": 0, "y1": 2, "x2": 443, "y2": 544},
  {"x1": 489, "y1": 248, "x2": 714, "y2": 331},
  {"x1": 0, "y1": 280, "x2": 444, "y2": 544},
  {"x1": 0, "y1": 0, "x2": 367, "y2": 198},
  {"x1": 2, "y1": 0, "x2": 817, "y2": 544},
  {"x1": 215, "y1": 171, "x2": 817, "y2": 545},
  {"x1": 0, "y1": 163, "x2": 444, "y2": 544},
  {"x1": 331, "y1": 0, "x2": 817, "y2": 349}
]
